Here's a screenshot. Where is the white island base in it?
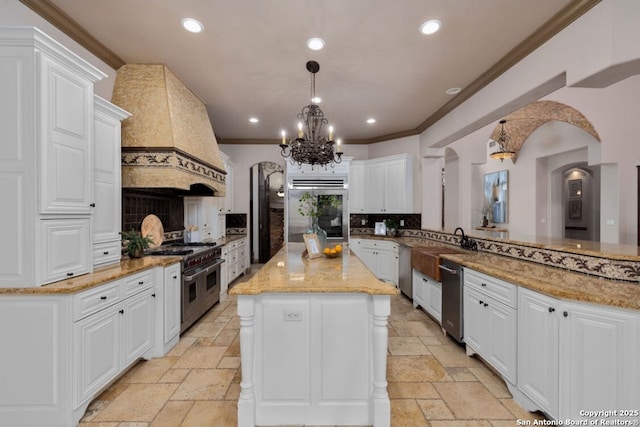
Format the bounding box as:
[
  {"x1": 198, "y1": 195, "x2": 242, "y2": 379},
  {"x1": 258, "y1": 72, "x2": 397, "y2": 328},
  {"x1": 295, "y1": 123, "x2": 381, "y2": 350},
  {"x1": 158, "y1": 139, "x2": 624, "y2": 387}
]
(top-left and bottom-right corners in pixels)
[{"x1": 237, "y1": 292, "x2": 391, "y2": 427}]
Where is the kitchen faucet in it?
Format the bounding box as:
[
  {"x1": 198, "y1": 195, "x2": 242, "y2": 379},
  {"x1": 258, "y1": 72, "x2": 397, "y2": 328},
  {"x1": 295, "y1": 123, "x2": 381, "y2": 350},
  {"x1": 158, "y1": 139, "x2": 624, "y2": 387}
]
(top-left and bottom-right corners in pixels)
[{"x1": 454, "y1": 227, "x2": 478, "y2": 251}]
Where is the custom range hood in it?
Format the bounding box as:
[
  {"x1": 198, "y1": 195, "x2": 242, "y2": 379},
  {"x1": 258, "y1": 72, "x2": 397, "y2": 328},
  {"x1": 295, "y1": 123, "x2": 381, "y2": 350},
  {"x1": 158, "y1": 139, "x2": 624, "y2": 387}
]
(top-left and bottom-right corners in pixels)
[{"x1": 112, "y1": 64, "x2": 226, "y2": 196}]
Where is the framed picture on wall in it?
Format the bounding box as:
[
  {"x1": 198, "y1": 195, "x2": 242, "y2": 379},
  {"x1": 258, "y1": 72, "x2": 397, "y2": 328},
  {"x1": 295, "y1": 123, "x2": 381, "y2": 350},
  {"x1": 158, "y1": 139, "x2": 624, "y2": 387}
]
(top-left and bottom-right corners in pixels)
[
  {"x1": 568, "y1": 200, "x2": 582, "y2": 220},
  {"x1": 569, "y1": 179, "x2": 582, "y2": 199}
]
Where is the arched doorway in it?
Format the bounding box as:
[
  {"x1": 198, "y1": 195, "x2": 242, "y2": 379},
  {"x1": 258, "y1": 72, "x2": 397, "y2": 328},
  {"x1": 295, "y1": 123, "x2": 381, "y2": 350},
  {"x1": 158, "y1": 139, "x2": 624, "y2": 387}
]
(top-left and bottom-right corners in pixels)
[
  {"x1": 250, "y1": 162, "x2": 285, "y2": 263},
  {"x1": 562, "y1": 166, "x2": 600, "y2": 241}
]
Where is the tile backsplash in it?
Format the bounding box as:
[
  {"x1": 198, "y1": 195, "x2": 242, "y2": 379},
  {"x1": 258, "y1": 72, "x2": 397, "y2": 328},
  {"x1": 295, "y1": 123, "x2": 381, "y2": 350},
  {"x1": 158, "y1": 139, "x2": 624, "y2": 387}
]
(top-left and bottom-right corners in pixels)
[{"x1": 122, "y1": 190, "x2": 184, "y2": 233}]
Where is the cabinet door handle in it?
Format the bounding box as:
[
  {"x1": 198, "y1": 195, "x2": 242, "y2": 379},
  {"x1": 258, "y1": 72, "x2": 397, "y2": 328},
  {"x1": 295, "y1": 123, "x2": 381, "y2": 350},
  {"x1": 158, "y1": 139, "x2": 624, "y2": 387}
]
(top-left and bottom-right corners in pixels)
[
  {"x1": 563, "y1": 311, "x2": 568, "y2": 317},
  {"x1": 484, "y1": 303, "x2": 489, "y2": 307},
  {"x1": 100, "y1": 296, "x2": 107, "y2": 300},
  {"x1": 173, "y1": 275, "x2": 178, "y2": 279},
  {"x1": 481, "y1": 282, "x2": 487, "y2": 287},
  {"x1": 138, "y1": 281, "x2": 144, "y2": 285},
  {"x1": 479, "y1": 300, "x2": 484, "y2": 305},
  {"x1": 119, "y1": 309, "x2": 124, "y2": 314},
  {"x1": 151, "y1": 293, "x2": 156, "y2": 298},
  {"x1": 89, "y1": 203, "x2": 96, "y2": 207},
  {"x1": 66, "y1": 272, "x2": 74, "y2": 277},
  {"x1": 422, "y1": 278, "x2": 428, "y2": 282},
  {"x1": 548, "y1": 307, "x2": 555, "y2": 313},
  {"x1": 103, "y1": 251, "x2": 109, "y2": 255}
]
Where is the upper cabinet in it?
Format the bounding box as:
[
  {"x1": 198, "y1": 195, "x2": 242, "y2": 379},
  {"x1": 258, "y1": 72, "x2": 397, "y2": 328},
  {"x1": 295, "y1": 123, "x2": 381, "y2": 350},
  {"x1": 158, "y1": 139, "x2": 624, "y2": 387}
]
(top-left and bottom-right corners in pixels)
[
  {"x1": 219, "y1": 152, "x2": 234, "y2": 213},
  {"x1": 93, "y1": 96, "x2": 130, "y2": 267},
  {"x1": 0, "y1": 27, "x2": 106, "y2": 287},
  {"x1": 350, "y1": 154, "x2": 421, "y2": 214}
]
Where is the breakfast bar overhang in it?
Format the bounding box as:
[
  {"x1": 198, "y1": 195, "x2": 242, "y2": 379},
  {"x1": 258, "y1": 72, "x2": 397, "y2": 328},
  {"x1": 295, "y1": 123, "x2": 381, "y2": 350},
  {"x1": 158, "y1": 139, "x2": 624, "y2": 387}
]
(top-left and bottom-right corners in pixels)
[{"x1": 229, "y1": 243, "x2": 398, "y2": 427}]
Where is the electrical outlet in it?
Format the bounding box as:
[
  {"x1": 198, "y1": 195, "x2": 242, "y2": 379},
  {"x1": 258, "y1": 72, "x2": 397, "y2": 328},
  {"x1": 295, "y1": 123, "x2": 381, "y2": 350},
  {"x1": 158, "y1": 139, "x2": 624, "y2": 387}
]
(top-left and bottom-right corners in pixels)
[
  {"x1": 400, "y1": 220, "x2": 405, "y2": 226},
  {"x1": 283, "y1": 310, "x2": 302, "y2": 321}
]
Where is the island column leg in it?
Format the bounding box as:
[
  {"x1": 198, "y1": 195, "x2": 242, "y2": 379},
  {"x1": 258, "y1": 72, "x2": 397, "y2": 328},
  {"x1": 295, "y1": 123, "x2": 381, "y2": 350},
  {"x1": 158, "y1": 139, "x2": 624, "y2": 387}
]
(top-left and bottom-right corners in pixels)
[
  {"x1": 372, "y1": 295, "x2": 391, "y2": 427},
  {"x1": 237, "y1": 296, "x2": 256, "y2": 427}
]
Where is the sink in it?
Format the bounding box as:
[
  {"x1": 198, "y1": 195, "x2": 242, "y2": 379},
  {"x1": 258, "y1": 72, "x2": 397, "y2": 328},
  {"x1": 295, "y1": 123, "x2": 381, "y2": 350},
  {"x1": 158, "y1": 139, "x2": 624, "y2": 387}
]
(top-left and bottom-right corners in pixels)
[{"x1": 411, "y1": 246, "x2": 462, "y2": 281}]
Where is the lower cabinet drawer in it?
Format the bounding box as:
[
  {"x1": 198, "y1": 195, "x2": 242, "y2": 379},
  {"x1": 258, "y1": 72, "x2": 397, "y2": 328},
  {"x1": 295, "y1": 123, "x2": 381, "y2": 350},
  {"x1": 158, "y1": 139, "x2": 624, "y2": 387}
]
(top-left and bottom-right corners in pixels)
[
  {"x1": 123, "y1": 270, "x2": 154, "y2": 298},
  {"x1": 73, "y1": 280, "x2": 120, "y2": 321}
]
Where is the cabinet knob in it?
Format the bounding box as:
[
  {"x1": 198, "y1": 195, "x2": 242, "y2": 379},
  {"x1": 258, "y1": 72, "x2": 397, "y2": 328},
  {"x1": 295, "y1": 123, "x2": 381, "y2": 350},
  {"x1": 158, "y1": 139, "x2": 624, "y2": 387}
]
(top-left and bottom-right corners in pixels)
[
  {"x1": 484, "y1": 303, "x2": 488, "y2": 307},
  {"x1": 173, "y1": 275, "x2": 178, "y2": 279},
  {"x1": 563, "y1": 311, "x2": 568, "y2": 317},
  {"x1": 479, "y1": 300, "x2": 484, "y2": 305},
  {"x1": 422, "y1": 278, "x2": 428, "y2": 282},
  {"x1": 103, "y1": 251, "x2": 109, "y2": 255},
  {"x1": 481, "y1": 282, "x2": 487, "y2": 287},
  {"x1": 151, "y1": 293, "x2": 156, "y2": 298},
  {"x1": 100, "y1": 296, "x2": 107, "y2": 300},
  {"x1": 89, "y1": 203, "x2": 96, "y2": 207},
  {"x1": 66, "y1": 272, "x2": 74, "y2": 277},
  {"x1": 119, "y1": 309, "x2": 124, "y2": 314},
  {"x1": 548, "y1": 307, "x2": 555, "y2": 313},
  {"x1": 138, "y1": 281, "x2": 144, "y2": 285}
]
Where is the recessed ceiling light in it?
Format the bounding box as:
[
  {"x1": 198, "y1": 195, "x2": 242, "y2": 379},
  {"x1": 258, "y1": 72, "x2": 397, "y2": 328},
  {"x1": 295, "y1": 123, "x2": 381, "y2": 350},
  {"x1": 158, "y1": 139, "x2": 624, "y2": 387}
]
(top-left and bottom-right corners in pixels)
[
  {"x1": 367, "y1": 118, "x2": 376, "y2": 124},
  {"x1": 249, "y1": 117, "x2": 259, "y2": 123},
  {"x1": 311, "y1": 96, "x2": 322, "y2": 104},
  {"x1": 446, "y1": 87, "x2": 461, "y2": 95},
  {"x1": 307, "y1": 37, "x2": 325, "y2": 51},
  {"x1": 419, "y1": 19, "x2": 441, "y2": 35},
  {"x1": 181, "y1": 18, "x2": 204, "y2": 33}
]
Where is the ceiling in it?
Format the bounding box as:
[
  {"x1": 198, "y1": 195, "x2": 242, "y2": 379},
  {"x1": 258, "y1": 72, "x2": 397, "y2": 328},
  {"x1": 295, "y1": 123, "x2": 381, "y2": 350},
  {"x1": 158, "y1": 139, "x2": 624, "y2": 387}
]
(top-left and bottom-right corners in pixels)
[{"x1": 25, "y1": 0, "x2": 597, "y2": 145}]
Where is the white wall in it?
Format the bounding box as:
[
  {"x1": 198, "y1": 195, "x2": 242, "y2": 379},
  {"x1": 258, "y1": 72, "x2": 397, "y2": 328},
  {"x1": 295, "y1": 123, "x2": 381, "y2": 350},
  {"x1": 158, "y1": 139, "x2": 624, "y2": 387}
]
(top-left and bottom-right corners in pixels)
[
  {"x1": 0, "y1": 1, "x2": 116, "y2": 99},
  {"x1": 416, "y1": 1, "x2": 640, "y2": 244},
  {"x1": 368, "y1": 135, "x2": 420, "y2": 159}
]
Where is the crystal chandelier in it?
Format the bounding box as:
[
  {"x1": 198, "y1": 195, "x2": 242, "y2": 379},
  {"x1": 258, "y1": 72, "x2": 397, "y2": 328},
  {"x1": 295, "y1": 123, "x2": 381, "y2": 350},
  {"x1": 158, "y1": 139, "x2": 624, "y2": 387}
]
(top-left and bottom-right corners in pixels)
[
  {"x1": 279, "y1": 61, "x2": 343, "y2": 168},
  {"x1": 490, "y1": 119, "x2": 515, "y2": 162}
]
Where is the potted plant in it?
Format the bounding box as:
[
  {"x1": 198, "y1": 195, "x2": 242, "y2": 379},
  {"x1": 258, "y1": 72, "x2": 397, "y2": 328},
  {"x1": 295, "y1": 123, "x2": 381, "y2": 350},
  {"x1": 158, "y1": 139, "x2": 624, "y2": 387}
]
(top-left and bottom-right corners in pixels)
[
  {"x1": 298, "y1": 192, "x2": 339, "y2": 249},
  {"x1": 120, "y1": 229, "x2": 155, "y2": 258},
  {"x1": 384, "y1": 218, "x2": 399, "y2": 237}
]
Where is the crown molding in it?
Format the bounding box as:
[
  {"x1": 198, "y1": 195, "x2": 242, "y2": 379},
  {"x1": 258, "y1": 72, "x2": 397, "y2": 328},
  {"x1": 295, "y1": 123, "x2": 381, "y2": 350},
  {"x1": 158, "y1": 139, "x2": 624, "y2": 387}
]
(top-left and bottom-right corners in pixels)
[
  {"x1": 19, "y1": 0, "x2": 125, "y2": 70},
  {"x1": 22, "y1": 0, "x2": 600, "y2": 143},
  {"x1": 416, "y1": 0, "x2": 601, "y2": 134}
]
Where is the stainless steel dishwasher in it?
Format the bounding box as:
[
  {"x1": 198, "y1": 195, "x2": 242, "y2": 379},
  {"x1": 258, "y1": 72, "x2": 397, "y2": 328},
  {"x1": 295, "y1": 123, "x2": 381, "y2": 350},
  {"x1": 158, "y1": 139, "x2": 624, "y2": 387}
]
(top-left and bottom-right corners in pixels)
[
  {"x1": 398, "y1": 244, "x2": 412, "y2": 298},
  {"x1": 439, "y1": 259, "x2": 464, "y2": 343}
]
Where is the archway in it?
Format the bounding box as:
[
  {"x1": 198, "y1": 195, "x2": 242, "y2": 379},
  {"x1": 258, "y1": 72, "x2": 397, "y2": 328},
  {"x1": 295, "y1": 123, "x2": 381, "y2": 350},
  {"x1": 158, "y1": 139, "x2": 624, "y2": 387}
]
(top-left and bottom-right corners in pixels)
[{"x1": 250, "y1": 162, "x2": 285, "y2": 264}]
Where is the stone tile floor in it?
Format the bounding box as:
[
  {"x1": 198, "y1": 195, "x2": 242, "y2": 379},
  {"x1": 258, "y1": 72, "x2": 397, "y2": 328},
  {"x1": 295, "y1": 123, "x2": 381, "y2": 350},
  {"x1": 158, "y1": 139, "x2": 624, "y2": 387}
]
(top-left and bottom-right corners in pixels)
[{"x1": 78, "y1": 269, "x2": 546, "y2": 427}]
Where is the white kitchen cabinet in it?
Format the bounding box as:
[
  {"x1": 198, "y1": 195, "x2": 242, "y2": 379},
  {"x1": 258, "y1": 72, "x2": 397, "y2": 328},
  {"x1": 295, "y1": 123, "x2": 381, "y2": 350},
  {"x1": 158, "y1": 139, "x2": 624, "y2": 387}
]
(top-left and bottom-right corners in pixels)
[
  {"x1": 162, "y1": 263, "x2": 181, "y2": 352},
  {"x1": 517, "y1": 287, "x2": 559, "y2": 417},
  {"x1": 463, "y1": 269, "x2": 517, "y2": 385},
  {"x1": 184, "y1": 196, "x2": 222, "y2": 242},
  {"x1": 41, "y1": 218, "x2": 91, "y2": 284},
  {"x1": 220, "y1": 153, "x2": 234, "y2": 213},
  {"x1": 0, "y1": 27, "x2": 105, "y2": 288},
  {"x1": 559, "y1": 299, "x2": 638, "y2": 421},
  {"x1": 39, "y1": 51, "x2": 95, "y2": 215},
  {"x1": 357, "y1": 154, "x2": 421, "y2": 214},
  {"x1": 74, "y1": 284, "x2": 154, "y2": 408},
  {"x1": 350, "y1": 238, "x2": 399, "y2": 286},
  {"x1": 0, "y1": 263, "x2": 183, "y2": 427},
  {"x1": 349, "y1": 160, "x2": 366, "y2": 213},
  {"x1": 92, "y1": 96, "x2": 130, "y2": 267},
  {"x1": 516, "y1": 286, "x2": 639, "y2": 421},
  {"x1": 412, "y1": 269, "x2": 442, "y2": 323},
  {"x1": 222, "y1": 236, "x2": 249, "y2": 297}
]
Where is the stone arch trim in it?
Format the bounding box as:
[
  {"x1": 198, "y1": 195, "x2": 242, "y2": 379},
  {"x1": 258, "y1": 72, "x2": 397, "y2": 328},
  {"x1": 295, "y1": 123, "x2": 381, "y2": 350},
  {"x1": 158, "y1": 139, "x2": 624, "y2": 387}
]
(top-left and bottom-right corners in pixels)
[{"x1": 489, "y1": 101, "x2": 600, "y2": 163}]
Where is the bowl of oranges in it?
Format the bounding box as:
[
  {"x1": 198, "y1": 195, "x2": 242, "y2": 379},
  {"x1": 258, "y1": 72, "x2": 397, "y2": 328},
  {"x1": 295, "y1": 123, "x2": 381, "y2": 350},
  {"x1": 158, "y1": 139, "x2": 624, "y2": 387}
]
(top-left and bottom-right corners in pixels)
[{"x1": 323, "y1": 244, "x2": 343, "y2": 258}]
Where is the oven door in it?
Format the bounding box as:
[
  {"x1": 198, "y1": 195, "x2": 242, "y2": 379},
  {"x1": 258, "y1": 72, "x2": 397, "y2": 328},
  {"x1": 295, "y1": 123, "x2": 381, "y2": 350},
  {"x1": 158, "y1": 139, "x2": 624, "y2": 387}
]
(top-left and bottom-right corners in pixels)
[
  {"x1": 287, "y1": 188, "x2": 349, "y2": 243},
  {"x1": 181, "y1": 259, "x2": 224, "y2": 332}
]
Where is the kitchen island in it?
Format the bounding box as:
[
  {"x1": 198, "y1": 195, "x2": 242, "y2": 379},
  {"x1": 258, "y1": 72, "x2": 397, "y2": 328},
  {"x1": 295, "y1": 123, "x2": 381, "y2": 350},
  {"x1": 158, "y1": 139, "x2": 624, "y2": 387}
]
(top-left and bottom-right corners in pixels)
[{"x1": 229, "y1": 243, "x2": 398, "y2": 427}]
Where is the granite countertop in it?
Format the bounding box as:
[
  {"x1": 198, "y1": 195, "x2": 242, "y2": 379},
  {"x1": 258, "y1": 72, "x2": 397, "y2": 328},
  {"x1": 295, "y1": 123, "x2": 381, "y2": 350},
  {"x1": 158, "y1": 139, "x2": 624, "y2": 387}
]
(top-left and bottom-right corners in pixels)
[
  {"x1": 440, "y1": 251, "x2": 640, "y2": 311},
  {"x1": 223, "y1": 234, "x2": 247, "y2": 244},
  {"x1": 353, "y1": 234, "x2": 640, "y2": 311},
  {"x1": 229, "y1": 243, "x2": 398, "y2": 296},
  {"x1": 0, "y1": 256, "x2": 182, "y2": 295}
]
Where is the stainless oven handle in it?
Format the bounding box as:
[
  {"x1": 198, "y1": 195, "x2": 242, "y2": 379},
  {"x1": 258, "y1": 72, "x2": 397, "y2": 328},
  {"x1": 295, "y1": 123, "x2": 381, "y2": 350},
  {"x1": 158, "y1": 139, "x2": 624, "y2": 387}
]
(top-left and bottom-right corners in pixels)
[
  {"x1": 184, "y1": 259, "x2": 225, "y2": 282},
  {"x1": 438, "y1": 265, "x2": 458, "y2": 275}
]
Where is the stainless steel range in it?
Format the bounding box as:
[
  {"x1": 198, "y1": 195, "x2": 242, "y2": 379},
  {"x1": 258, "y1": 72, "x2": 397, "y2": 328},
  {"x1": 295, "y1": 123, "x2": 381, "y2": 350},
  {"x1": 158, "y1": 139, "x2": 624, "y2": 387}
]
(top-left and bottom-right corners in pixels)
[{"x1": 147, "y1": 242, "x2": 224, "y2": 332}]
